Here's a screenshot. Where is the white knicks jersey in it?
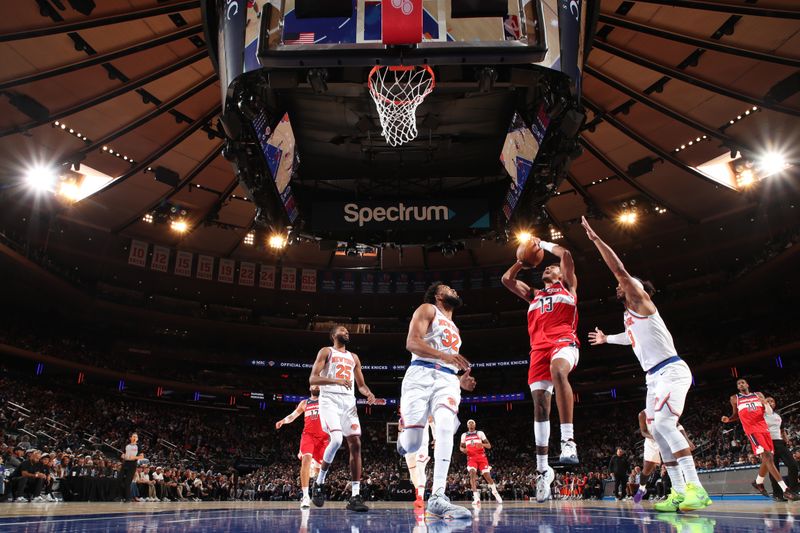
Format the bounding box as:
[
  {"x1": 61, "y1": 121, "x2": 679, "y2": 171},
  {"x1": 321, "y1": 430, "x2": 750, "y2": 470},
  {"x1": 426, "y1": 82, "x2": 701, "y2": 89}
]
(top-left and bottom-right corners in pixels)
[
  {"x1": 319, "y1": 347, "x2": 356, "y2": 396},
  {"x1": 623, "y1": 307, "x2": 678, "y2": 372},
  {"x1": 411, "y1": 306, "x2": 461, "y2": 373}
]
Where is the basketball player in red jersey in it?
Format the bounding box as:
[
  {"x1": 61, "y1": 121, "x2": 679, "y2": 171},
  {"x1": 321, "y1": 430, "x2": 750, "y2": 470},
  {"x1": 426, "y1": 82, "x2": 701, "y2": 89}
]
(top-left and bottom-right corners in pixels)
[
  {"x1": 721, "y1": 378, "x2": 798, "y2": 500},
  {"x1": 309, "y1": 325, "x2": 376, "y2": 512},
  {"x1": 460, "y1": 419, "x2": 502, "y2": 506},
  {"x1": 502, "y1": 238, "x2": 579, "y2": 502},
  {"x1": 275, "y1": 385, "x2": 329, "y2": 508}
]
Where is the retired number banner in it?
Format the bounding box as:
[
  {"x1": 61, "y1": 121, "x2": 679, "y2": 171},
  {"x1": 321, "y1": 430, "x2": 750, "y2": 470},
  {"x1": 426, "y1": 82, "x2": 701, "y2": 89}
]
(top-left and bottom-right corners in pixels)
[{"x1": 128, "y1": 240, "x2": 148, "y2": 268}]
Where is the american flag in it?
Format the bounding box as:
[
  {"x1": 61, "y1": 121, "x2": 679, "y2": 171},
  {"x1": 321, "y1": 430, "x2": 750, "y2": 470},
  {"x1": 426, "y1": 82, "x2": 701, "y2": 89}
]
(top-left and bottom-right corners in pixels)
[{"x1": 284, "y1": 32, "x2": 315, "y2": 45}]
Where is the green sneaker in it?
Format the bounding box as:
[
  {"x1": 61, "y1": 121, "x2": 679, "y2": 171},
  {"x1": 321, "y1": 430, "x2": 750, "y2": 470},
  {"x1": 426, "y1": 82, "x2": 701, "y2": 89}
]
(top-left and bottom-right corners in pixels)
[
  {"x1": 654, "y1": 489, "x2": 684, "y2": 512},
  {"x1": 679, "y1": 483, "x2": 712, "y2": 511}
]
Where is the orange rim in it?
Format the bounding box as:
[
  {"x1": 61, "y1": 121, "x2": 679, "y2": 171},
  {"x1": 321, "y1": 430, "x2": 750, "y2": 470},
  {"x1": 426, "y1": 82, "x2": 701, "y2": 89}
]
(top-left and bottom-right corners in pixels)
[{"x1": 368, "y1": 65, "x2": 435, "y2": 106}]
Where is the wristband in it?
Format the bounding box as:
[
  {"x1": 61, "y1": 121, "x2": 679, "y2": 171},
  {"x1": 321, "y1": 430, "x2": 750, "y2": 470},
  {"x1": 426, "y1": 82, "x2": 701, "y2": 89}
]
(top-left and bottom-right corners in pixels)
[
  {"x1": 538, "y1": 241, "x2": 556, "y2": 253},
  {"x1": 606, "y1": 333, "x2": 630, "y2": 345}
]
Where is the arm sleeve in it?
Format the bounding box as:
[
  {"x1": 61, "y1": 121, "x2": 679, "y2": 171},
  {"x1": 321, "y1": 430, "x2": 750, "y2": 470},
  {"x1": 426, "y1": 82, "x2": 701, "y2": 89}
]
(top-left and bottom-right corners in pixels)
[{"x1": 607, "y1": 332, "x2": 632, "y2": 345}]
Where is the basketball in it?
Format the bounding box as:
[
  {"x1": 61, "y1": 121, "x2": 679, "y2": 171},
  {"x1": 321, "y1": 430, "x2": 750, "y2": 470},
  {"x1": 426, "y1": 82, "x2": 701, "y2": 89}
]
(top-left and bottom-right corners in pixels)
[{"x1": 517, "y1": 240, "x2": 544, "y2": 268}]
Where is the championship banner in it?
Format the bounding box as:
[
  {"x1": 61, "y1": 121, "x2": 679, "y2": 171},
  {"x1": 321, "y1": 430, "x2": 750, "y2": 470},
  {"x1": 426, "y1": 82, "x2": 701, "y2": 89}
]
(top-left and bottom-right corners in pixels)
[
  {"x1": 470, "y1": 269, "x2": 485, "y2": 290},
  {"x1": 361, "y1": 272, "x2": 375, "y2": 294},
  {"x1": 396, "y1": 272, "x2": 411, "y2": 293},
  {"x1": 281, "y1": 267, "x2": 296, "y2": 291},
  {"x1": 218, "y1": 258, "x2": 235, "y2": 284},
  {"x1": 412, "y1": 272, "x2": 427, "y2": 293},
  {"x1": 301, "y1": 269, "x2": 317, "y2": 293},
  {"x1": 239, "y1": 262, "x2": 255, "y2": 286},
  {"x1": 382, "y1": 0, "x2": 423, "y2": 45},
  {"x1": 259, "y1": 264, "x2": 276, "y2": 289},
  {"x1": 174, "y1": 251, "x2": 193, "y2": 277},
  {"x1": 150, "y1": 245, "x2": 170, "y2": 273},
  {"x1": 320, "y1": 271, "x2": 337, "y2": 292},
  {"x1": 377, "y1": 272, "x2": 393, "y2": 294},
  {"x1": 128, "y1": 240, "x2": 148, "y2": 268},
  {"x1": 197, "y1": 255, "x2": 214, "y2": 280},
  {"x1": 340, "y1": 271, "x2": 355, "y2": 293}
]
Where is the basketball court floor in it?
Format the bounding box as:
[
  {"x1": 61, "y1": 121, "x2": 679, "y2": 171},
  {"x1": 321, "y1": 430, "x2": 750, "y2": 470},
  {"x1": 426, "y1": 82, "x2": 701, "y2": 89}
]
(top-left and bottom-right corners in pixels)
[{"x1": 0, "y1": 500, "x2": 795, "y2": 532}]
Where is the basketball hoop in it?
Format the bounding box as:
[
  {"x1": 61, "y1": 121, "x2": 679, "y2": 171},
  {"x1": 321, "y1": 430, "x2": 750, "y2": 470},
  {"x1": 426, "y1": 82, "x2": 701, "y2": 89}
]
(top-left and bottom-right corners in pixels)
[{"x1": 368, "y1": 65, "x2": 435, "y2": 147}]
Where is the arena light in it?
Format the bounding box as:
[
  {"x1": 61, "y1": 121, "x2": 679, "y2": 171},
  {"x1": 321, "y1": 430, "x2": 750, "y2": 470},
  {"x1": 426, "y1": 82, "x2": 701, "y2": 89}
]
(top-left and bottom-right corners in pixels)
[
  {"x1": 618, "y1": 210, "x2": 637, "y2": 226},
  {"x1": 549, "y1": 226, "x2": 563, "y2": 241},
  {"x1": 244, "y1": 231, "x2": 255, "y2": 246},
  {"x1": 170, "y1": 219, "x2": 189, "y2": 233},
  {"x1": 142, "y1": 213, "x2": 154, "y2": 224},
  {"x1": 24, "y1": 164, "x2": 58, "y2": 192},
  {"x1": 757, "y1": 152, "x2": 789, "y2": 177},
  {"x1": 736, "y1": 169, "x2": 755, "y2": 188},
  {"x1": 515, "y1": 230, "x2": 533, "y2": 244},
  {"x1": 268, "y1": 233, "x2": 288, "y2": 249},
  {"x1": 57, "y1": 180, "x2": 81, "y2": 202}
]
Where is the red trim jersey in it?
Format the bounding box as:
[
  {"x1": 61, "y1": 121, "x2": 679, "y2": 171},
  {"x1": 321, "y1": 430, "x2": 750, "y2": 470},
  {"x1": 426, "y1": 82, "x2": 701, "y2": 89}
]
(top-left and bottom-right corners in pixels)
[
  {"x1": 303, "y1": 398, "x2": 327, "y2": 438},
  {"x1": 461, "y1": 431, "x2": 487, "y2": 459},
  {"x1": 527, "y1": 281, "x2": 579, "y2": 350},
  {"x1": 737, "y1": 393, "x2": 769, "y2": 435}
]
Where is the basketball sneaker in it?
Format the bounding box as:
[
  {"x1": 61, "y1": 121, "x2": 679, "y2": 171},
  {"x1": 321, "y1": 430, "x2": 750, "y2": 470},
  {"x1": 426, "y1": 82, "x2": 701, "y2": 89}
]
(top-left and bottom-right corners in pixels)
[
  {"x1": 679, "y1": 483, "x2": 712, "y2": 511},
  {"x1": 535, "y1": 465, "x2": 555, "y2": 503},
  {"x1": 300, "y1": 495, "x2": 311, "y2": 509},
  {"x1": 654, "y1": 489, "x2": 684, "y2": 512},
  {"x1": 426, "y1": 488, "x2": 472, "y2": 520},
  {"x1": 633, "y1": 486, "x2": 647, "y2": 504},
  {"x1": 559, "y1": 440, "x2": 579, "y2": 464},
  {"x1": 751, "y1": 481, "x2": 769, "y2": 497},
  {"x1": 346, "y1": 494, "x2": 369, "y2": 512},
  {"x1": 492, "y1": 487, "x2": 503, "y2": 503},
  {"x1": 784, "y1": 490, "x2": 799, "y2": 501},
  {"x1": 311, "y1": 482, "x2": 325, "y2": 507}
]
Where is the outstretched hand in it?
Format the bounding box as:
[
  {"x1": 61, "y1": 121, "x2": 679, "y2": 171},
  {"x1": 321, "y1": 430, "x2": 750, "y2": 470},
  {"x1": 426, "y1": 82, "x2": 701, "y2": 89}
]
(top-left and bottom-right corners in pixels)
[
  {"x1": 581, "y1": 216, "x2": 599, "y2": 241},
  {"x1": 459, "y1": 368, "x2": 476, "y2": 391},
  {"x1": 588, "y1": 327, "x2": 607, "y2": 345}
]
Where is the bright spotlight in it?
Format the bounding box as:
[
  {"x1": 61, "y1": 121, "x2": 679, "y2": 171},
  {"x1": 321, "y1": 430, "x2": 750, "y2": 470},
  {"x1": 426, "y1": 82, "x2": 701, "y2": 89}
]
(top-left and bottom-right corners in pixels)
[
  {"x1": 24, "y1": 165, "x2": 58, "y2": 192},
  {"x1": 618, "y1": 211, "x2": 637, "y2": 225},
  {"x1": 170, "y1": 219, "x2": 189, "y2": 233},
  {"x1": 57, "y1": 181, "x2": 81, "y2": 202},
  {"x1": 515, "y1": 231, "x2": 533, "y2": 244},
  {"x1": 268, "y1": 233, "x2": 288, "y2": 249},
  {"x1": 737, "y1": 169, "x2": 755, "y2": 188},
  {"x1": 758, "y1": 152, "x2": 788, "y2": 176}
]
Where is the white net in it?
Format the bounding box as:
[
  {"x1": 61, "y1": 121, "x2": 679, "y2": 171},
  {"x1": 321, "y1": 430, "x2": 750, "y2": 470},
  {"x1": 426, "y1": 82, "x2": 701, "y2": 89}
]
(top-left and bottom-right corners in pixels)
[{"x1": 368, "y1": 66, "x2": 435, "y2": 147}]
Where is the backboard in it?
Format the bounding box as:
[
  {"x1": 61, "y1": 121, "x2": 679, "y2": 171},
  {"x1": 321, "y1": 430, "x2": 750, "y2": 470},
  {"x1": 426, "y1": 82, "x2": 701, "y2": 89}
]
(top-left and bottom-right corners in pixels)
[{"x1": 246, "y1": 0, "x2": 555, "y2": 68}]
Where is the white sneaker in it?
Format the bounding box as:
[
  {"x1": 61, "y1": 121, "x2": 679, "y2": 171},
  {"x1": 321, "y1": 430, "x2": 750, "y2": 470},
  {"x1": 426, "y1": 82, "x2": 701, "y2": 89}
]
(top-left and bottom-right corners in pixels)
[
  {"x1": 426, "y1": 488, "x2": 472, "y2": 520},
  {"x1": 559, "y1": 440, "x2": 579, "y2": 464},
  {"x1": 15, "y1": 497, "x2": 28, "y2": 503},
  {"x1": 493, "y1": 490, "x2": 503, "y2": 503},
  {"x1": 535, "y1": 466, "x2": 555, "y2": 503},
  {"x1": 472, "y1": 499, "x2": 480, "y2": 507},
  {"x1": 300, "y1": 495, "x2": 311, "y2": 509},
  {"x1": 32, "y1": 496, "x2": 46, "y2": 503}
]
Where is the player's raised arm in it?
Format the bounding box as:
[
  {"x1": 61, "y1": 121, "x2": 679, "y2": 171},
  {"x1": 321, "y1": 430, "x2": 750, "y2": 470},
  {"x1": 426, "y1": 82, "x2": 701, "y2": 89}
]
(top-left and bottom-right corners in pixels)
[
  {"x1": 276, "y1": 400, "x2": 306, "y2": 429},
  {"x1": 589, "y1": 327, "x2": 631, "y2": 346},
  {"x1": 309, "y1": 347, "x2": 350, "y2": 389},
  {"x1": 501, "y1": 261, "x2": 534, "y2": 302},
  {"x1": 580, "y1": 216, "x2": 654, "y2": 314},
  {"x1": 406, "y1": 303, "x2": 470, "y2": 370},
  {"x1": 538, "y1": 238, "x2": 577, "y2": 293},
  {"x1": 352, "y1": 353, "x2": 376, "y2": 405},
  {"x1": 721, "y1": 395, "x2": 739, "y2": 423}
]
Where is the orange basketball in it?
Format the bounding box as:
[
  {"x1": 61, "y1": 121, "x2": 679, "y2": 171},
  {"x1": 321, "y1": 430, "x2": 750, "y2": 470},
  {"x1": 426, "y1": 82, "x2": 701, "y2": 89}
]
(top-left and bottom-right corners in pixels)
[{"x1": 516, "y1": 240, "x2": 544, "y2": 268}]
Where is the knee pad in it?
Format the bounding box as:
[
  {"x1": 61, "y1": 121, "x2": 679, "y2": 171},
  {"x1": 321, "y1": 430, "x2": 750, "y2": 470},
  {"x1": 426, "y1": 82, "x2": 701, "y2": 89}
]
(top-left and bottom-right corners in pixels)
[
  {"x1": 432, "y1": 406, "x2": 459, "y2": 438},
  {"x1": 323, "y1": 431, "x2": 343, "y2": 463},
  {"x1": 534, "y1": 421, "x2": 550, "y2": 448},
  {"x1": 652, "y1": 415, "x2": 688, "y2": 455},
  {"x1": 399, "y1": 427, "x2": 424, "y2": 455}
]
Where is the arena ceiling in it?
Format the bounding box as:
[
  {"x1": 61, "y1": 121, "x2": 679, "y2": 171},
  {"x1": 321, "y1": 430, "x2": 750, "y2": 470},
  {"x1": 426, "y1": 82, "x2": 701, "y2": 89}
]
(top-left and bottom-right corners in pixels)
[{"x1": 0, "y1": 0, "x2": 798, "y2": 273}]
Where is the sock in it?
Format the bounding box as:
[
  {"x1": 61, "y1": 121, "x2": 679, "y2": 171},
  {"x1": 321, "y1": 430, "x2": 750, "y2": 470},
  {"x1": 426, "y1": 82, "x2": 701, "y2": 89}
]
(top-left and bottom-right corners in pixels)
[
  {"x1": 756, "y1": 475, "x2": 765, "y2": 484},
  {"x1": 417, "y1": 484, "x2": 425, "y2": 498},
  {"x1": 490, "y1": 483, "x2": 497, "y2": 494},
  {"x1": 302, "y1": 486, "x2": 309, "y2": 498},
  {"x1": 351, "y1": 481, "x2": 360, "y2": 497},
  {"x1": 537, "y1": 454, "x2": 549, "y2": 472},
  {"x1": 665, "y1": 465, "x2": 685, "y2": 494},
  {"x1": 473, "y1": 490, "x2": 480, "y2": 501},
  {"x1": 676, "y1": 456, "x2": 701, "y2": 486},
  {"x1": 316, "y1": 468, "x2": 328, "y2": 484},
  {"x1": 779, "y1": 480, "x2": 788, "y2": 491},
  {"x1": 560, "y1": 423, "x2": 574, "y2": 441}
]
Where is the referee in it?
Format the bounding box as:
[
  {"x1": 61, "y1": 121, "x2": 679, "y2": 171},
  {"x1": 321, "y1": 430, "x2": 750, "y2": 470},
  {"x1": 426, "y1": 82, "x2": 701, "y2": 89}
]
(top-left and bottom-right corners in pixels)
[
  {"x1": 765, "y1": 397, "x2": 799, "y2": 502},
  {"x1": 120, "y1": 433, "x2": 144, "y2": 502}
]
